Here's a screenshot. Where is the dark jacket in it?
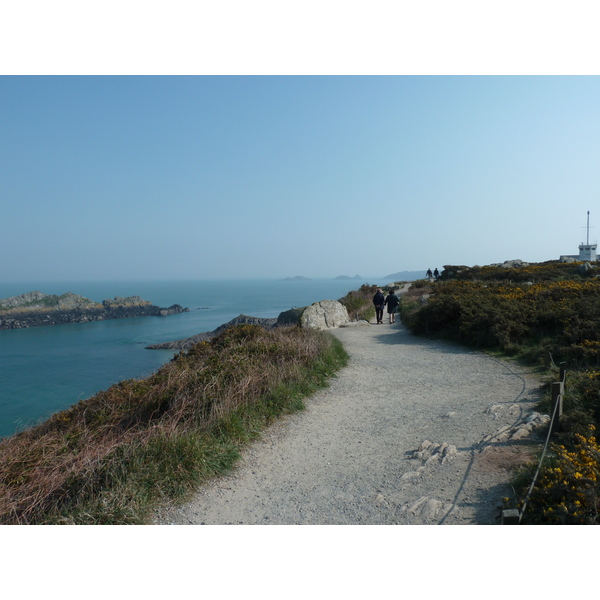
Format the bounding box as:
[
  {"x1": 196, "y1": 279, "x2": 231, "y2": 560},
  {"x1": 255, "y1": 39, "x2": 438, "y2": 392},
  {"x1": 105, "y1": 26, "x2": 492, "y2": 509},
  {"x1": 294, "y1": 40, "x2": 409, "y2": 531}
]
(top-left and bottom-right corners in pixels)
[
  {"x1": 384, "y1": 293, "x2": 399, "y2": 310},
  {"x1": 373, "y1": 292, "x2": 385, "y2": 308}
]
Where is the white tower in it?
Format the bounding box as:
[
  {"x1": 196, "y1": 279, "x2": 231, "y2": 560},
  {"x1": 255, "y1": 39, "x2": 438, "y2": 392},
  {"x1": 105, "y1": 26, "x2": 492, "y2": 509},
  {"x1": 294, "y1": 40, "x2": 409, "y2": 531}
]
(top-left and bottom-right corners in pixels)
[{"x1": 578, "y1": 211, "x2": 597, "y2": 261}]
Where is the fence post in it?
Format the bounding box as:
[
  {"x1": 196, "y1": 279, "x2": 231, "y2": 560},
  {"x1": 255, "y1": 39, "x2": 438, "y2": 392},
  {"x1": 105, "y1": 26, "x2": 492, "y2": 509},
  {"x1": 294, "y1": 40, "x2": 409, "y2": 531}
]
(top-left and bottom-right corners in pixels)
[
  {"x1": 501, "y1": 509, "x2": 520, "y2": 524},
  {"x1": 550, "y1": 381, "x2": 563, "y2": 436},
  {"x1": 559, "y1": 362, "x2": 567, "y2": 388}
]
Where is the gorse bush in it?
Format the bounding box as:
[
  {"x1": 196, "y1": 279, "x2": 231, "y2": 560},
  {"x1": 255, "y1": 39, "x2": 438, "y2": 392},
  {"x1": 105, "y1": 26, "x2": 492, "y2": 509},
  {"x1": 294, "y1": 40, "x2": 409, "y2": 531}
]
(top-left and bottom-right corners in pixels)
[
  {"x1": 0, "y1": 324, "x2": 348, "y2": 524},
  {"x1": 439, "y1": 261, "x2": 592, "y2": 283},
  {"x1": 407, "y1": 278, "x2": 600, "y2": 368},
  {"x1": 521, "y1": 427, "x2": 600, "y2": 524}
]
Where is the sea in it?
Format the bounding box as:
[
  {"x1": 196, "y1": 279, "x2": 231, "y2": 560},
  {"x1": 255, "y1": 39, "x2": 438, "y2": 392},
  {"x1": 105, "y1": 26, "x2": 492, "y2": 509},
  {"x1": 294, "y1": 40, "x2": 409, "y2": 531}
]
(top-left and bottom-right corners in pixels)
[{"x1": 0, "y1": 278, "x2": 381, "y2": 439}]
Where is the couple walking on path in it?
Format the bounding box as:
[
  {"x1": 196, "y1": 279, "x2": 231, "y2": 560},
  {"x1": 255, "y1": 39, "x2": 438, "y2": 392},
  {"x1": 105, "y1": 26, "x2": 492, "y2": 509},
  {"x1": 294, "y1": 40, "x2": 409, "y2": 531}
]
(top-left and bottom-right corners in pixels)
[{"x1": 373, "y1": 288, "x2": 399, "y2": 324}]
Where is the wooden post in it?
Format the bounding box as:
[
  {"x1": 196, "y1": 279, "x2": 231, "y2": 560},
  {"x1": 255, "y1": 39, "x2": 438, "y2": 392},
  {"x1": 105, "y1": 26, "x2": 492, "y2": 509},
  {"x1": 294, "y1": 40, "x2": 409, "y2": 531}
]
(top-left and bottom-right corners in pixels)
[
  {"x1": 559, "y1": 362, "x2": 567, "y2": 388},
  {"x1": 550, "y1": 381, "x2": 563, "y2": 435},
  {"x1": 502, "y1": 509, "x2": 520, "y2": 524}
]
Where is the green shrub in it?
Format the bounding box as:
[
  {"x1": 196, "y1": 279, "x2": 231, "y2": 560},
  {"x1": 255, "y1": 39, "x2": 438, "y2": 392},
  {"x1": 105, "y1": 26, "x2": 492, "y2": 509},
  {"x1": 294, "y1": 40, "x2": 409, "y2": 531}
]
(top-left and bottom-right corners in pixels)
[{"x1": 339, "y1": 283, "x2": 379, "y2": 321}]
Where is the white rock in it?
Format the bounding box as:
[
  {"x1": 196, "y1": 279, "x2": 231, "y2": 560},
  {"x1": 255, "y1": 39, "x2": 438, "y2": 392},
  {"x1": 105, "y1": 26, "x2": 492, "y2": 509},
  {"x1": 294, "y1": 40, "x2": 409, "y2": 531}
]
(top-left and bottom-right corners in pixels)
[{"x1": 300, "y1": 300, "x2": 349, "y2": 330}]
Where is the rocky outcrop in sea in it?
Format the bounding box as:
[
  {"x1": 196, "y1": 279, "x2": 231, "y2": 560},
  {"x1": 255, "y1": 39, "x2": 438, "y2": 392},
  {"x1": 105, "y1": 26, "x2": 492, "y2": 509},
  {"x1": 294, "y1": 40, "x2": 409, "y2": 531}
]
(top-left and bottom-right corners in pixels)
[{"x1": 0, "y1": 291, "x2": 188, "y2": 330}]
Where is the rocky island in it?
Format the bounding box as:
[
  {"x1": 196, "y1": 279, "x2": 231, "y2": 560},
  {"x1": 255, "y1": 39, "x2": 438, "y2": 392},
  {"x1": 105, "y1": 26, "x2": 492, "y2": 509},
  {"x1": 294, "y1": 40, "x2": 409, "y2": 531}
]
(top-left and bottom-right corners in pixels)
[{"x1": 0, "y1": 291, "x2": 188, "y2": 330}]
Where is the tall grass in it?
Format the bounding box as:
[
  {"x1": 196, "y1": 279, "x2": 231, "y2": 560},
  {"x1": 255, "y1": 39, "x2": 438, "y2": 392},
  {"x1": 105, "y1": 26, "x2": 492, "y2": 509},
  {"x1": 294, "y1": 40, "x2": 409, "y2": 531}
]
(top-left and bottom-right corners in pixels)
[{"x1": 0, "y1": 324, "x2": 348, "y2": 524}]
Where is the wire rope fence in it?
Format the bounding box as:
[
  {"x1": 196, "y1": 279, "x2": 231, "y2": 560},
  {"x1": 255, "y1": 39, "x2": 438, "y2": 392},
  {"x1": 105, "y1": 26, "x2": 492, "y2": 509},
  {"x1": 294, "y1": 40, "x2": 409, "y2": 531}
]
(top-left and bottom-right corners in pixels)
[{"x1": 501, "y1": 362, "x2": 566, "y2": 524}]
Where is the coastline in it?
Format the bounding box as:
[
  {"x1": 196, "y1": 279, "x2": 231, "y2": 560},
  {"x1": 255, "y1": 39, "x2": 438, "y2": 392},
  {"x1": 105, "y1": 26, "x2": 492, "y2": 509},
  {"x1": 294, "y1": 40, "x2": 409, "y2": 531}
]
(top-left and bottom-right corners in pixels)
[{"x1": 0, "y1": 278, "x2": 380, "y2": 439}]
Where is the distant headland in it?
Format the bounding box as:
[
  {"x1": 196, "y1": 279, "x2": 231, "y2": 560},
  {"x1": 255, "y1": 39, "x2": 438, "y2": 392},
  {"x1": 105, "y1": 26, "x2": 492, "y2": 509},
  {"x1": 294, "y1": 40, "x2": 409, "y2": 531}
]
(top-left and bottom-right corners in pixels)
[{"x1": 0, "y1": 291, "x2": 188, "y2": 330}]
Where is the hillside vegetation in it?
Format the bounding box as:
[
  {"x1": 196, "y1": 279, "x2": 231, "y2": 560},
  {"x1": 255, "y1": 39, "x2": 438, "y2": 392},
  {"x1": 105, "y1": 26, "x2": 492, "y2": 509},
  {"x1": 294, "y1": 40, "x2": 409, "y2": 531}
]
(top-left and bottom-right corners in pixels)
[
  {"x1": 0, "y1": 324, "x2": 348, "y2": 524},
  {"x1": 401, "y1": 260, "x2": 600, "y2": 523}
]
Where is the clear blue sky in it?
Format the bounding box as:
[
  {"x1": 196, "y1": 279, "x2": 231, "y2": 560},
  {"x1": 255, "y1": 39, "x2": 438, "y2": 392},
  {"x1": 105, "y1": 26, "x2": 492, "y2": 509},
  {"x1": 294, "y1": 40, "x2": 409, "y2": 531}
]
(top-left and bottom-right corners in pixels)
[{"x1": 3, "y1": 75, "x2": 600, "y2": 281}]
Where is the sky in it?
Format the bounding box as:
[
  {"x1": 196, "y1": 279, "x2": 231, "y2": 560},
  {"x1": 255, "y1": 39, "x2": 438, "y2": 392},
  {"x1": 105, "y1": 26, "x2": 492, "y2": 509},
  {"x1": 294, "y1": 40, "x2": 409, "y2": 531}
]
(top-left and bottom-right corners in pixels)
[
  {"x1": 2, "y1": 3, "x2": 600, "y2": 286},
  {"x1": 3, "y1": 75, "x2": 600, "y2": 282}
]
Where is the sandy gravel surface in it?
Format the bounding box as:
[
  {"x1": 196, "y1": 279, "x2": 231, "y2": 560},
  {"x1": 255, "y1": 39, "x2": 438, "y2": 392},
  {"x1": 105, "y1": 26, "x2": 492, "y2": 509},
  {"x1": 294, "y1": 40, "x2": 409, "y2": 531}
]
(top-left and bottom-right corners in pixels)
[{"x1": 154, "y1": 320, "x2": 546, "y2": 525}]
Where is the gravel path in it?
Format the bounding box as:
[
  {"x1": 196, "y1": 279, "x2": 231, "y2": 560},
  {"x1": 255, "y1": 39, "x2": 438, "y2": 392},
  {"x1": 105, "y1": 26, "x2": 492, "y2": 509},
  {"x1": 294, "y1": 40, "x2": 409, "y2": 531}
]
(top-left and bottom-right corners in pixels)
[{"x1": 154, "y1": 319, "x2": 547, "y2": 525}]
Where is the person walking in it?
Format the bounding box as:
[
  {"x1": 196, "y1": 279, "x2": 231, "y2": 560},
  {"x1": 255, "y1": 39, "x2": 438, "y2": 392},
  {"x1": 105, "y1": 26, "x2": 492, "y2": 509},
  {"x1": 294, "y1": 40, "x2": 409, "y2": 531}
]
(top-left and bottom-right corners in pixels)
[
  {"x1": 384, "y1": 289, "x2": 400, "y2": 324},
  {"x1": 426, "y1": 268, "x2": 433, "y2": 279},
  {"x1": 373, "y1": 288, "x2": 385, "y2": 324},
  {"x1": 433, "y1": 268, "x2": 440, "y2": 280}
]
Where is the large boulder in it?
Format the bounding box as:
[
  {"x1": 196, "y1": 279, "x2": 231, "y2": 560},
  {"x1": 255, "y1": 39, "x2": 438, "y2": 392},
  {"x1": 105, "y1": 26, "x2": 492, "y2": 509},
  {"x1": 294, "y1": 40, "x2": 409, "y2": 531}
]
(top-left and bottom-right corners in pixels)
[{"x1": 300, "y1": 300, "x2": 349, "y2": 330}]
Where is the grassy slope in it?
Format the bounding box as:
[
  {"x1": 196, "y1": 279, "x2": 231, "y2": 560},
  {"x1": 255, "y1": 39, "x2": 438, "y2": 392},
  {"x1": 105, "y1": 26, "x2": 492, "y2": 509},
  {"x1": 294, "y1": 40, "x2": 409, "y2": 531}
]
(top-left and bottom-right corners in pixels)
[{"x1": 0, "y1": 324, "x2": 348, "y2": 524}]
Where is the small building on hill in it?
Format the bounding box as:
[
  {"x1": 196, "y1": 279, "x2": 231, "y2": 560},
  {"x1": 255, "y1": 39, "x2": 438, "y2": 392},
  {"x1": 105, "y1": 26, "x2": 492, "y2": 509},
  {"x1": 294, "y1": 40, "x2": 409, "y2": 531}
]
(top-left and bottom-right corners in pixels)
[{"x1": 560, "y1": 212, "x2": 597, "y2": 262}]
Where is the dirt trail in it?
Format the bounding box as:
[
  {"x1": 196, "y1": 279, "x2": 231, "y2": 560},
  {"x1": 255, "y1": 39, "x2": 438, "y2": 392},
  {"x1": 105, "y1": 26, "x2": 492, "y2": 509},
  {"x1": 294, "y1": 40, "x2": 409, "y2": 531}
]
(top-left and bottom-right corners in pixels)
[{"x1": 154, "y1": 319, "x2": 546, "y2": 525}]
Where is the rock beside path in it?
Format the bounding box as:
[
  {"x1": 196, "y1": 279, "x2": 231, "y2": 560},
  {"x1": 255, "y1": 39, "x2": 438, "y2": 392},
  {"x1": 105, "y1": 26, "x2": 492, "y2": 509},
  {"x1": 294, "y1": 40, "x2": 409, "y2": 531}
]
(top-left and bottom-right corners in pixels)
[{"x1": 300, "y1": 300, "x2": 349, "y2": 330}]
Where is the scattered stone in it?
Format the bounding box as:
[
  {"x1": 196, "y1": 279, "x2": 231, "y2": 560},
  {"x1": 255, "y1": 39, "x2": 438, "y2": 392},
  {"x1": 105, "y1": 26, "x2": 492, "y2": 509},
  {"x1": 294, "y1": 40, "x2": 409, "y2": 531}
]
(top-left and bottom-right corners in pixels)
[
  {"x1": 401, "y1": 469, "x2": 424, "y2": 481},
  {"x1": 479, "y1": 411, "x2": 550, "y2": 445},
  {"x1": 405, "y1": 496, "x2": 455, "y2": 520},
  {"x1": 340, "y1": 320, "x2": 370, "y2": 327},
  {"x1": 412, "y1": 440, "x2": 458, "y2": 464},
  {"x1": 374, "y1": 493, "x2": 390, "y2": 507},
  {"x1": 525, "y1": 412, "x2": 549, "y2": 425},
  {"x1": 511, "y1": 424, "x2": 534, "y2": 440}
]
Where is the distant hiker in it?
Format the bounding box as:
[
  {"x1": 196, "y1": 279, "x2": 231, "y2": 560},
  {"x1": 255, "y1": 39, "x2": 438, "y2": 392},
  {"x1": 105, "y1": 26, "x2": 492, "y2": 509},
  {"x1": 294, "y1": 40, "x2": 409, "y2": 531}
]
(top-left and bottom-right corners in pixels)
[
  {"x1": 373, "y1": 288, "x2": 385, "y2": 324},
  {"x1": 384, "y1": 289, "x2": 400, "y2": 324},
  {"x1": 426, "y1": 268, "x2": 433, "y2": 279},
  {"x1": 433, "y1": 268, "x2": 440, "y2": 280}
]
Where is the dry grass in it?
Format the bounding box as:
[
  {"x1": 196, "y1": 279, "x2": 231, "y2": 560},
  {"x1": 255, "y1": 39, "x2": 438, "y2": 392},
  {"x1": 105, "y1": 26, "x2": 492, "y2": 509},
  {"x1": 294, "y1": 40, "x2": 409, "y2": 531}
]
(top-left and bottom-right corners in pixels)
[{"x1": 0, "y1": 324, "x2": 347, "y2": 524}]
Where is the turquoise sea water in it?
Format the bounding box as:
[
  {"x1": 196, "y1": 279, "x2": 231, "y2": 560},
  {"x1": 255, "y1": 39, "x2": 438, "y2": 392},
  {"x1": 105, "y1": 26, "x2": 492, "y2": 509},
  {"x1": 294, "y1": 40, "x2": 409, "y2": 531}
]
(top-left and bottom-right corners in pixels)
[{"x1": 0, "y1": 278, "x2": 378, "y2": 438}]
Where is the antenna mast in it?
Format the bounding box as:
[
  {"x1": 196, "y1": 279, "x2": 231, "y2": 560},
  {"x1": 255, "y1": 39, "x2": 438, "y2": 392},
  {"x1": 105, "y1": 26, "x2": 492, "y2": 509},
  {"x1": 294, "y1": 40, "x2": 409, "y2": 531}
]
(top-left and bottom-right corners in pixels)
[{"x1": 587, "y1": 211, "x2": 590, "y2": 245}]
